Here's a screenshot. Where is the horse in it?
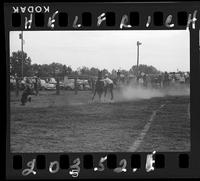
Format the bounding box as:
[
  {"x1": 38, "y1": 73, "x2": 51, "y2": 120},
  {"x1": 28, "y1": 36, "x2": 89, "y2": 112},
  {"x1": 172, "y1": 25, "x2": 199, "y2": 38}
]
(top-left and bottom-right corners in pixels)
[
  {"x1": 92, "y1": 78, "x2": 114, "y2": 102},
  {"x1": 91, "y1": 78, "x2": 106, "y2": 102}
]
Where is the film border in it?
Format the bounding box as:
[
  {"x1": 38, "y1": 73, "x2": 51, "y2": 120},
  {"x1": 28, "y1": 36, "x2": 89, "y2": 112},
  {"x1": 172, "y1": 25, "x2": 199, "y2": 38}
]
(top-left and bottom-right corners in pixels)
[{"x1": 3, "y1": 1, "x2": 200, "y2": 179}]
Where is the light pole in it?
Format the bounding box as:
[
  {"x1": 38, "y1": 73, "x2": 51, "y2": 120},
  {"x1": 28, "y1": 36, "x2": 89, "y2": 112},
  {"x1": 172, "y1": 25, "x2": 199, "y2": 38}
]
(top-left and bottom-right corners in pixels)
[
  {"x1": 19, "y1": 31, "x2": 24, "y2": 78},
  {"x1": 136, "y1": 41, "x2": 142, "y2": 80},
  {"x1": 136, "y1": 41, "x2": 142, "y2": 69}
]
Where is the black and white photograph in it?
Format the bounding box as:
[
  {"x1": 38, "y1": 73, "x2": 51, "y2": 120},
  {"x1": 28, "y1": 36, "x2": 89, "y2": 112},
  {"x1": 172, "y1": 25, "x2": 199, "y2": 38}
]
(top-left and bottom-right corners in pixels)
[{"x1": 9, "y1": 30, "x2": 190, "y2": 152}]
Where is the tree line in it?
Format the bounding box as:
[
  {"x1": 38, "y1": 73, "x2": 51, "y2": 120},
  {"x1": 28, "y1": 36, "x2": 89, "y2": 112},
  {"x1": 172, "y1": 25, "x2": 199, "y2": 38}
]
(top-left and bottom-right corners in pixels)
[{"x1": 10, "y1": 51, "x2": 161, "y2": 78}]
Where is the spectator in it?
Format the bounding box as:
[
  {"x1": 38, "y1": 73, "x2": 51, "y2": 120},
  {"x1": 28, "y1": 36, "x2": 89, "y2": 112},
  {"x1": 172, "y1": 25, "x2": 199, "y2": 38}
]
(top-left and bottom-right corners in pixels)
[
  {"x1": 185, "y1": 72, "x2": 190, "y2": 84},
  {"x1": 163, "y1": 72, "x2": 169, "y2": 88},
  {"x1": 171, "y1": 72, "x2": 176, "y2": 84},
  {"x1": 143, "y1": 73, "x2": 147, "y2": 88},
  {"x1": 15, "y1": 74, "x2": 19, "y2": 96},
  {"x1": 34, "y1": 76, "x2": 39, "y2": 96},
  {"x1": 179, "y1": 73, "x2": 185, "y2": 84}
]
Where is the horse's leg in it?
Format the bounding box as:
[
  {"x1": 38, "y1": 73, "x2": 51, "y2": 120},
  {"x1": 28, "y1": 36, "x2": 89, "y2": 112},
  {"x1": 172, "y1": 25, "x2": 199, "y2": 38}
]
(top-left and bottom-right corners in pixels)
[
  {"x1": 92, "y1": 90, "x2": 96, "y2": 100},
  {"x1": 28, "y1": 94, "x2": 32, "y2": 102},
  {"x1": 104, "y1": 86, "x2": 107, "y2": 97},
  {"x1": 104, "y1": 86, "x2": 107, "y2": 102},
  {"x1": 110, "y1": 84, "x2": 114, "y2": 100},
  {"x1": 98, "y1": 92, "x2": 101, "y2": 102}
]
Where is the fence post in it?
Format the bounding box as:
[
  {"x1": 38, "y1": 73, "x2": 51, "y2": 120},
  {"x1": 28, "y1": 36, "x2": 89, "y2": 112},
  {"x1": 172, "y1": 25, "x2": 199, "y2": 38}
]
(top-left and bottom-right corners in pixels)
[
  {"x1": 74, "y1": 76, "x2": 78, "y2": 95},
  {"x1": 56, "y1": 77, "x2": 60, "y2": 95}
]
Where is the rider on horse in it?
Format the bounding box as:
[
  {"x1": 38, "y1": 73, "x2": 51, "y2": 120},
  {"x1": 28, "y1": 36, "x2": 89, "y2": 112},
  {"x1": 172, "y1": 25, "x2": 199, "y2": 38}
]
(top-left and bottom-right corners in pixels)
[{"x1": 91, "y1": 71, "x2": 114, "y2": 102}]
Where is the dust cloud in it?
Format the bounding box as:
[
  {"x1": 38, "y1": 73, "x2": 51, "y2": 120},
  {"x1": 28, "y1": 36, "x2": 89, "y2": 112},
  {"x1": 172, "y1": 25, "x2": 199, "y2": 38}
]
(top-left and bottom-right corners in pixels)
[{"x1": 113, "y1": 84, "x2": 190, "y2": 102}]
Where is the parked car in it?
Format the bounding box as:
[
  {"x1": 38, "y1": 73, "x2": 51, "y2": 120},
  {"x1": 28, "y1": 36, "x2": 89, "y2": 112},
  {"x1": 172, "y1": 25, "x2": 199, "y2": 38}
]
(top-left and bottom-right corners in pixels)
[
  {"x1": 78, "y1": 84, "x2": 84, "y2": 90},
  {"x1": 65, "y1": 82, "x2": 75, "y2": 90},
  {"x1": 45, "y1": 83, "x2": 56, "y2": 90},
  {"x1": 39, "y1": 79, "x2": 47, "y2": 90},
  {"x1": 49, "y1": 78, "x2": 57, "y2": 84},
  {"x1": 64, "y1": 79, "x2": 75, "y2": 90},
  {"x1": 82, "y1": 80, "x2": 91, "y2": 90},
  {"x1": 59, "y1": 81, "x2": 65, "y2": 89}
]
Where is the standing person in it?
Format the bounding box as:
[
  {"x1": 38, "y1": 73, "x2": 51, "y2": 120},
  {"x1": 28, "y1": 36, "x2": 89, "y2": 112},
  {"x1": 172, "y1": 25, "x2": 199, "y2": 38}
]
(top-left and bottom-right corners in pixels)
[
  {"x1": 103, "y1": 74, "x2": 114, "y2": 101},
  {"x1": 179, "y1": 73, "x2": 185, "y2": 84},
  {"x1": 146, "y1": 74, "x2": 151, "y2": 88},
  {"x1": 185, "y1": 72, "x2": 190, "y2": 85},
  {"x1": 170, "y1": 72, "x2": 176, "y2": 88},
  {"x1": 74, "y1": 77, "x2": 78, "y2": 95},
  {"x1": 15, "y1": 74, "x2": 19, "y2": 97},
  {"x1": 136, "y1": 71, "x2": 140, "y2": 84},
  {"x1": 34, "y1": 76, "x2": 39, "y2": 96},
  {"x1": 117, "y1": 70, "x2": 121, "y2": 80},
  {"x1": 88, "y1": 78, "x2": 92, "y2": 92},
  {"x1": 163, "y1": 72, "x2": 169, "y2": 88},
  {"x1": 143, "y1": 73, "x2": 147, "y2": 88},
  {"x1": 91, "y1": 78, "x2": 95, "y2": 93},
  {"x1": 158, "y1": 74, "x2": 162, "y2": 88},
  {"x1": 138, "y1": 72, "x2": 144, "y2": 87}
]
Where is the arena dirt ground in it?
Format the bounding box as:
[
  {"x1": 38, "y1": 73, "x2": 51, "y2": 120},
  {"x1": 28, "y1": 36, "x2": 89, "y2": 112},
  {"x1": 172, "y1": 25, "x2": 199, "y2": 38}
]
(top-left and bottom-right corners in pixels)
[{"x1": 10, "y1": 90, "x2": 190, "y2": 152}]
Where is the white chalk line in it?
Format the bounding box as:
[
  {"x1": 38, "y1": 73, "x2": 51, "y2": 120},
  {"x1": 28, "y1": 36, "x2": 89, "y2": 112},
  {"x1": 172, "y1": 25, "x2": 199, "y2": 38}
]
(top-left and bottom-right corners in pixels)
[{"x1": 128, "y1": 104, "x2": 165, "y2": 152}]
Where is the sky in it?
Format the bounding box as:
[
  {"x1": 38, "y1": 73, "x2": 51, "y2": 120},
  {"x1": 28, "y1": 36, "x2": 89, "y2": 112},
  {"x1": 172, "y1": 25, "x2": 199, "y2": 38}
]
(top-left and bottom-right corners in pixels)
[{"x1": 10, "y1": 30, "x2": 190, "y2": 72}]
